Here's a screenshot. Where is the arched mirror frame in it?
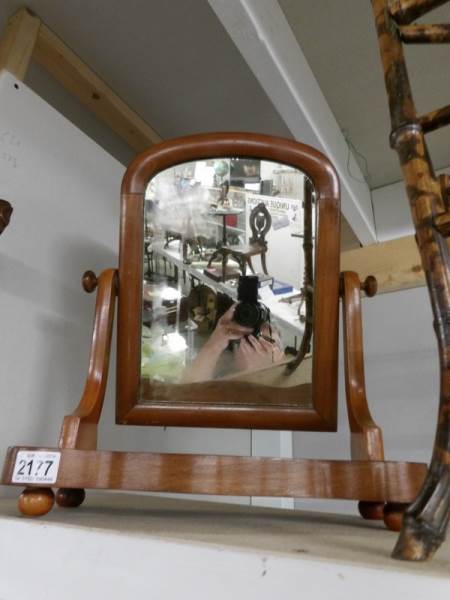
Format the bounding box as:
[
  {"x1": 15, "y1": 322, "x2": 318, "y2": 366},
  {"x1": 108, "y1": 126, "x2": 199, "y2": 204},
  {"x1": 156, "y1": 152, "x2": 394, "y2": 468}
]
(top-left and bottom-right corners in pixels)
[{"x1": 117, "y1": 132, "x2": 340, "y2": 430}]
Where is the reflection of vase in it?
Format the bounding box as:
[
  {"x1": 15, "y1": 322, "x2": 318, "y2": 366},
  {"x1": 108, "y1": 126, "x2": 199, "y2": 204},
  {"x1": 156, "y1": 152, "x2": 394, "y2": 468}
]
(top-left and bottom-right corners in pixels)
[{"x1": 214, "y1": 160, "x2": 229, "y2": 178}]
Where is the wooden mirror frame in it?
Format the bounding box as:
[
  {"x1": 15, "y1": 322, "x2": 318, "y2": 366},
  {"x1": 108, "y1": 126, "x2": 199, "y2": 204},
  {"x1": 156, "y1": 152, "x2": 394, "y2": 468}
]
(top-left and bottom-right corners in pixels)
[{"x1": 117, "y1": 132, "x2": 340, "y2": 430}]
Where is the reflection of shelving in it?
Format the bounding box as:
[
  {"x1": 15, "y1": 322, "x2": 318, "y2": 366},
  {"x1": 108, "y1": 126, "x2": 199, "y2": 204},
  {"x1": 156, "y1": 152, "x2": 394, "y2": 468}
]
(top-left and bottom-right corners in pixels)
[
  {"x1": 272, "y1": 169, "x2": 303, "y2": 199},
  {"x1": 291, "y1": 233, "x2": 316, "y2": 239},
  {"x1": 203, "y1": 220, "x2": 245, "y2": 236},
  {"x1": 152, "y1": 242, "x2": 304, "y2": 338}
]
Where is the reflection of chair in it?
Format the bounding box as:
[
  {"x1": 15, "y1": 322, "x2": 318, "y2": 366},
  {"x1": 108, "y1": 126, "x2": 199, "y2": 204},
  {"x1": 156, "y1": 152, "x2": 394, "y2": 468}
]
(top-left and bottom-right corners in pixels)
[
  {"x1": 206, "y1": 202, "x2": 272, "y2": 281},
  {"x1": 164, "y1": 230, "x2": 204, "y2": 264},
  {"x1": 143, "y1": 219, "x2": 154, "y2": 277}
]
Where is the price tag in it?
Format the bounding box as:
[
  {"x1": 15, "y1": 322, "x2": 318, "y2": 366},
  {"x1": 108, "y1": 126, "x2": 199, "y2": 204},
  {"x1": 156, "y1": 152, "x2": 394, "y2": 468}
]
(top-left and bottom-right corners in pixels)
[{"x1": 12, "y1": 451, "x2": 61, "y2": 484}]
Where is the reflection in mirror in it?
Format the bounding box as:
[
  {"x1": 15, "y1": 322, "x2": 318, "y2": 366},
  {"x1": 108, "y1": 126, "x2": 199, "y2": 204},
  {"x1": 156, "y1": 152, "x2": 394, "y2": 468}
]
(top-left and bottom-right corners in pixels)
[{"x1": 141, "y1": 158, "x2": 316, "y2": 392}]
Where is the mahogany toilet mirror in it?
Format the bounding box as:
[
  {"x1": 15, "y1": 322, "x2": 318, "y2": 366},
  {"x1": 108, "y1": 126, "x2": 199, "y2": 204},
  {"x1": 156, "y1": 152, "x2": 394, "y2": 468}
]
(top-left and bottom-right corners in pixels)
[{"x1": 1, "y1": 132, "x2": 427, "y2": 537}]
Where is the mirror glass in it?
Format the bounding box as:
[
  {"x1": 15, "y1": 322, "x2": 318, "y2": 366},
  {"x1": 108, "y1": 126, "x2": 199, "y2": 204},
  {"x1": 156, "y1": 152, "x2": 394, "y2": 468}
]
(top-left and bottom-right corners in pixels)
[{"x1": 140, "y1": 158, "x2": 316, "y2": 396}]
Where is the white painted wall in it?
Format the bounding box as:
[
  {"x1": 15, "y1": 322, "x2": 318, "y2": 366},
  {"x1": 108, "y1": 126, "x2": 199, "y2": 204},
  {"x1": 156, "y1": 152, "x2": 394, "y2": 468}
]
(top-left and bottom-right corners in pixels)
[
  {"x1": 0, "y1": 71, "x2": 251, "y2": 500},
  {"x1": 294, "y1": 284, "x2": 438, "y2": 514}
]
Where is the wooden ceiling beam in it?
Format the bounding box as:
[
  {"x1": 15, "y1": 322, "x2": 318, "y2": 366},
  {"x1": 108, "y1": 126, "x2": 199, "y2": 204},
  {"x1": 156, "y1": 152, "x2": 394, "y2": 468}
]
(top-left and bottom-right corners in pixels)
[
  {"x1": 0, "y1": 8, "x2": 40, "y2": 80},
  {"x1": 341, "y1": 235, "x2": 424, "y2": 294},
  {"x1": 32, "y1": 23, "x2": 162, "y2": 151},
  {"x1": 0, "y1": 8, "x2": 162, "y2": 151}
]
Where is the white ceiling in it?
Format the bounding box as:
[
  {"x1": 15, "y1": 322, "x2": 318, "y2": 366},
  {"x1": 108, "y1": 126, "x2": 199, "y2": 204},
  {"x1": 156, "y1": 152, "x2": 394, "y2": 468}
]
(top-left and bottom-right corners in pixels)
[
  {"x1": 279, "y1": 0, "x2": 450, "y2": 188},
  {"x1": 2, "y1": 0, "x2": 292, "y2": 167}
]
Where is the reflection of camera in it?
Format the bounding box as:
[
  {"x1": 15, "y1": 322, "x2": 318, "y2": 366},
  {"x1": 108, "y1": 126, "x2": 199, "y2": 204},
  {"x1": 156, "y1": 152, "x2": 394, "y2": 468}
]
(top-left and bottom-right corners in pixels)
[{"x1": 234, "y1": 276, "x2": 270, "y2": 336}]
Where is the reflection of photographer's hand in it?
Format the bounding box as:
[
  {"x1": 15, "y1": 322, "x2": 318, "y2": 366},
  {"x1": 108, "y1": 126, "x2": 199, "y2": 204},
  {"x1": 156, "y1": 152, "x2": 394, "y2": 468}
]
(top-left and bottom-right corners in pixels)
[
  {"x1": 235, "y1": 335, "x2": 284, "y2": 372},
  {"x1": 183, "y1": 304, "x2": 253, "y2": 383},
  {"x1": 206, "y1": 304, "x2": 253, "y2": 353}
]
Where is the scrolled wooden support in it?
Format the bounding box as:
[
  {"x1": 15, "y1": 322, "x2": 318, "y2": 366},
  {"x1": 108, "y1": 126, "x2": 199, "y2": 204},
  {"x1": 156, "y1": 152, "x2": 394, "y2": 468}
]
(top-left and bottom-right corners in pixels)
[
  {"x1": 59, "y1": 268, "x2": 118, "y2": 451},
  {"x1": 389, "y1": 0, "x2": 449, "y2": 25},
  {"x1": 341, "y1": 271, "x2": 384, "y2": 461},
  {"x1": 82, "y1": 270, "x2": 98, "y2": 293}
]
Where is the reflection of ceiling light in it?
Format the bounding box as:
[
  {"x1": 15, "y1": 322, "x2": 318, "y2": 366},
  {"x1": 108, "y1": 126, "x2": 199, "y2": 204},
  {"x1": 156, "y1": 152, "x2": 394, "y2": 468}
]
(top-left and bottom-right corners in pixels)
[
  {"x1": 166, "y1": 332, "x2": 187, "y2": 353},
  {"x1": 161, "y1": 286, "x2": 181, "y2": 301}
]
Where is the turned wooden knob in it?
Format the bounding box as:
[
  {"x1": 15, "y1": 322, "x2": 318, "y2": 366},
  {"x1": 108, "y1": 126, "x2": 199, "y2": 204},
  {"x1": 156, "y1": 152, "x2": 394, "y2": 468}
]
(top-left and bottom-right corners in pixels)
[
  {"x1": 18, "y1": 487, "x2": 55, "y2": 517},
  {"x1": 383, "y1": 502, "x2": 408, "y2": 531},
  {"x1": 360, "y1": 275, "x2": 378, "y2": 297},
  {"x1": 358, "y1": 500, "x2": 385, "y2": 521},
  {"x1": 55, "y1": 488, "x2": 85, "y2": 508},
  {"x1": 0, "y1": 199, "x2": 13, "y2": 235},
  {"x1": 82, "y1": 270, "x2": 98, "y2": 293}
]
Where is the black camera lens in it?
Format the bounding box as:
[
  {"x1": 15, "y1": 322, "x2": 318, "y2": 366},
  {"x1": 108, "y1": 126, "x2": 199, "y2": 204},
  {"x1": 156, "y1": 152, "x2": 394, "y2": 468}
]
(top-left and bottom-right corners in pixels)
[{"x1": 234, "y1": 302, "x2": 262, "y2": 329}]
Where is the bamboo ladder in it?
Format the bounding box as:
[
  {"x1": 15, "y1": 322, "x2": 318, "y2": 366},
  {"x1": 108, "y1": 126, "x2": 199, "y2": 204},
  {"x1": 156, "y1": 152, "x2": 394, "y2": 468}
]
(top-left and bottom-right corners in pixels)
[{"x1": 372, "y1": 0, "x2": 450, "y2": 560}]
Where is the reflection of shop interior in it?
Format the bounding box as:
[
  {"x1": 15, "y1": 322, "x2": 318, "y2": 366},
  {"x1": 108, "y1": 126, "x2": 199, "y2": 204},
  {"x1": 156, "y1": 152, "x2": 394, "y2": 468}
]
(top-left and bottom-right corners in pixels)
[{"x1": 142, "y1": 159, "x2": 312, "y2": 383}]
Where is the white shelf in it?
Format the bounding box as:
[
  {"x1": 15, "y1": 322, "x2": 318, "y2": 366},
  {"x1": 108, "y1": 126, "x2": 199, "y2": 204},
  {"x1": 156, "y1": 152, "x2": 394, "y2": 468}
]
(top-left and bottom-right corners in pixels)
[{"x1": 0, "y1": 493, "x2": 448, "y2": 599}]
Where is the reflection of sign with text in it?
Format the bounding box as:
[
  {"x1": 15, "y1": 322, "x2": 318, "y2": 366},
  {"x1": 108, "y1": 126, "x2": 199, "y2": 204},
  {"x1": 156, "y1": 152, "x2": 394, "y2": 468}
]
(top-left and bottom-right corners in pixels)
[{"x1": 247, "y1": 194, "x2": 302, "y2": 235}]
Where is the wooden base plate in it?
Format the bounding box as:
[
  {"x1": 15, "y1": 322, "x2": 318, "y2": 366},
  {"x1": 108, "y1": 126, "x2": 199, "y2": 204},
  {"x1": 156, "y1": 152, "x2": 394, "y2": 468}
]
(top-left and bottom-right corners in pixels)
[{"x1": 2, "y1": 447, "x2": 427, "y2": 502}]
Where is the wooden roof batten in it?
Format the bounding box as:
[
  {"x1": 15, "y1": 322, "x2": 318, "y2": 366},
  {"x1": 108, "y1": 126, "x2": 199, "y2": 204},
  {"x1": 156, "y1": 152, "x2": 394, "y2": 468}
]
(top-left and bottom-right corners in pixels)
[{"x1": 0, "y1": 7, "x2": 161, "y2": 152}]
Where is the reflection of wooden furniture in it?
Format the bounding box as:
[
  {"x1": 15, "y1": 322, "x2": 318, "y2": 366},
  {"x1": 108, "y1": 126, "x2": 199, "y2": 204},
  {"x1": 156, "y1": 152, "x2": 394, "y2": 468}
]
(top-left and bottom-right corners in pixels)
[
  {"x1": 164, "y1": 230, "x2": 208, "y2": 264},
  {"x1": 209, "y1": 207, "x2": 243, "y2": 246},
  {"x1": 289, "y1": 178, "x2": 314, "y2": 371},
  {"x1": 372, "y1": 0, "x2": 450, "y2": 561},
  {"x1": 206, "y1": 203, "x2": 271, "y2": 282},
  {"x1": 2, "y1": 133, "x2": 426, "y2": 550}
]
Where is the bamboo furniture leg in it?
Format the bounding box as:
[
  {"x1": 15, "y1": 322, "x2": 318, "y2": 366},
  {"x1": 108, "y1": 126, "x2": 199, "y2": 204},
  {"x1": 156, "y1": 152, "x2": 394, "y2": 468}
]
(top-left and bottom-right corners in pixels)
[
  {"x1": 17, "y1": 268, "x2": 118, "y2": 516},
  {"x1": 372, "y1": 0, "x2": 450, "y2": 559}
]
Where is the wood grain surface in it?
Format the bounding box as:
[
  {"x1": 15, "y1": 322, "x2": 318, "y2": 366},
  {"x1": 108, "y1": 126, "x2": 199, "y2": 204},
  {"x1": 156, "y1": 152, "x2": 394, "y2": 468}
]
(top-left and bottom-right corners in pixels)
[{"x1": 2, "y1": 446, "x2": 427, "y2": 502}]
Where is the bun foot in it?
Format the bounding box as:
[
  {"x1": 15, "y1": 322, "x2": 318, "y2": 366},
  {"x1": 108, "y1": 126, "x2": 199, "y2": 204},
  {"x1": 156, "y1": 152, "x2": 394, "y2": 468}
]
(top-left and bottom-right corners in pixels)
[
  {"x1": 18, "y1": 487, "x2": 55, "y2": 517},
  {"x1": 55, "y1": 488, "x2": 86, "y2": 508},
  {"x1": 358, "y1": 501, "x2": 385, "y2": 520},
  {"x1": 383, "y1": 502, "x2": 409, "y2": 531}
]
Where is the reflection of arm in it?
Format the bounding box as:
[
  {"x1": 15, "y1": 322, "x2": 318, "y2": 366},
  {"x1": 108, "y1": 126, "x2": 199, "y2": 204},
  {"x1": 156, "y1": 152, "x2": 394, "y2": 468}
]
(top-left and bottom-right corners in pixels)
[
  {"x1": 183, "y1": 304, "x2": 252, "y2": 383},
  {"x1": 183, "y1": 337, "x2": 225, "y2": 383}
]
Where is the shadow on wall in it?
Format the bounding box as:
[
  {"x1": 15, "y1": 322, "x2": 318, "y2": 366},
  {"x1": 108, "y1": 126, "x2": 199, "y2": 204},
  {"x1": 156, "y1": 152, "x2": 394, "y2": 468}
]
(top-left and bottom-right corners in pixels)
[
  {"x1": 0, "y1": 237, "x2": 117, "y2": 320},
  {"x1": 0, "y1": 238, "x2": 118, "y2": 497}
]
